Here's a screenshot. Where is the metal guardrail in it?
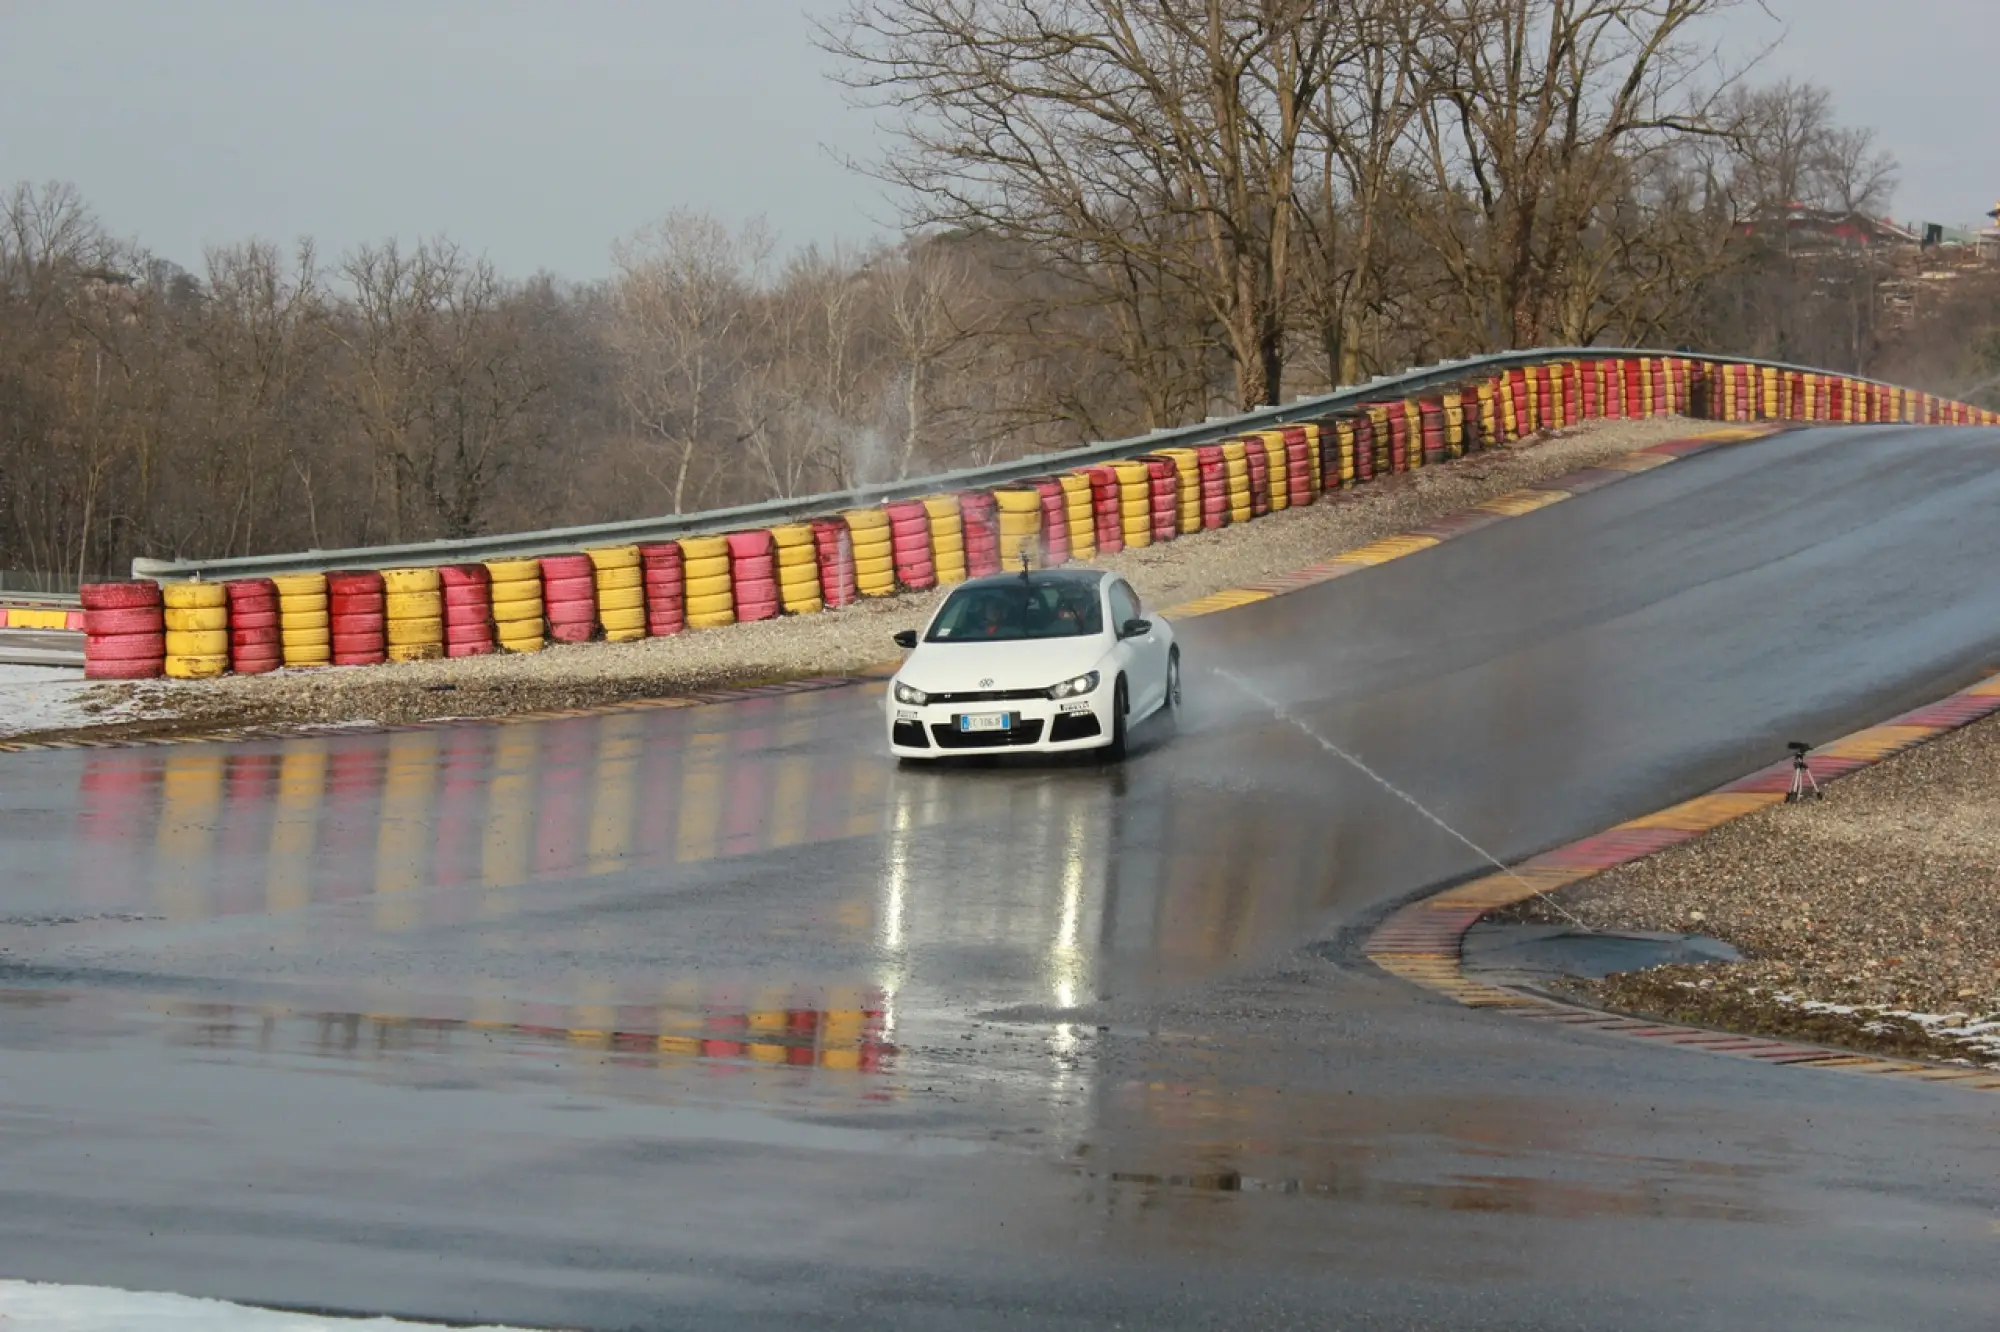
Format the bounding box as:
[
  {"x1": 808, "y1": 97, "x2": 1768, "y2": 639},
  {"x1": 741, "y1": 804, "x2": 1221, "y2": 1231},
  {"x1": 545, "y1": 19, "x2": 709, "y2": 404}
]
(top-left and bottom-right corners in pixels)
[{"x1": 130, "y1": 346, "x2": 1916, "y2": 582}]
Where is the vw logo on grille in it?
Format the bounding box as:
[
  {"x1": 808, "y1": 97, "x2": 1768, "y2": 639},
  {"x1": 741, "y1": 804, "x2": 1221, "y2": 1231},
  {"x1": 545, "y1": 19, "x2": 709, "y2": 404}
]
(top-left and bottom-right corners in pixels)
[{"x1": 979, "y1": 678, "x2": 994, "y2": 687}]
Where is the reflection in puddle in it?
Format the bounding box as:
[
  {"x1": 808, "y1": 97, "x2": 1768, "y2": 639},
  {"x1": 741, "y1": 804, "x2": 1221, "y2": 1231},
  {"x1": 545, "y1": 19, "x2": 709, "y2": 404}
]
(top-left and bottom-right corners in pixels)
[{"x1": 147, "y1": 989, "x2": 895, "y2": 1073}]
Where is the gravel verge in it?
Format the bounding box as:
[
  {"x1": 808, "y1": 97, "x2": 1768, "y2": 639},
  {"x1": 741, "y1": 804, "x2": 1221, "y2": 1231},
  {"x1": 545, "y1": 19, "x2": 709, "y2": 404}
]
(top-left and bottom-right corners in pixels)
[
  {"x1": 1503, "y1": 707, "x2": 2000, "y2": 1066},
  {"x1": 13, "y1": 417, "x2": 1712, "y2": 745}
]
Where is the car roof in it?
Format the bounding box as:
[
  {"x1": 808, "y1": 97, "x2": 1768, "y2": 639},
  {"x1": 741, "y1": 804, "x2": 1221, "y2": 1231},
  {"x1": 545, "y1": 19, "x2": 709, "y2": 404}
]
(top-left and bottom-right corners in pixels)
[{"x1": 951, "y1": 568, "x2": 1109, "y2": 593}]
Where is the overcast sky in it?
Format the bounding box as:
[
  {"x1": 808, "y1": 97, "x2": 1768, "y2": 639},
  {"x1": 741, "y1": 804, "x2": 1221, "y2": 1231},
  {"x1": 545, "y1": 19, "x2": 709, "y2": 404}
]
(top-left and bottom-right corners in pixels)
[{"x1": 0, "y1": 1, "x2": 1991, "y2": 280}]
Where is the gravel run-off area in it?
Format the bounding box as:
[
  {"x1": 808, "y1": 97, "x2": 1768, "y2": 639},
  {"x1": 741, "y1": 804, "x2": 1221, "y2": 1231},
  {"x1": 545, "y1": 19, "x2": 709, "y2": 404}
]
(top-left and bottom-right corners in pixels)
[
  {"x1": 1504, "y1": 709, "x2": 2000, "y2": 1067},
  {"x1": 9, "y1": 417, "x2": 1711, "y2": 745}
]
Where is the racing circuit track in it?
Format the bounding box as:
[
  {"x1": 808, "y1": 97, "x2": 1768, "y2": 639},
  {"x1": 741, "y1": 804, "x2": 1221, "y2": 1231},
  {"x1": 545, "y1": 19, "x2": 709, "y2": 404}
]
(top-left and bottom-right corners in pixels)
[{"x1": 5, "y1": 424, "x2": 2000, "y2": 1330}]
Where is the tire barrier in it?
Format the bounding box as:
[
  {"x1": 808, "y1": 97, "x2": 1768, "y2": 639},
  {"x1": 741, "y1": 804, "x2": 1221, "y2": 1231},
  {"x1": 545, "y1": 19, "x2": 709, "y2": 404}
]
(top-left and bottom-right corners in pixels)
[
  {"x1": 224, "y1": 578, "x2": 281, "y2": 676},
  {"x1": 921, "y1": 497, "x2": 968, "y2": 586},
  {"x1": 1141, "y1": 456, "x2": 1178, "y2": 543},
  {"x1": 639, "y1": 542, "x2": 687, "y2": 635},
  {"x1": 1058, "y1": 474, "x2": 1096, "y2": 561},
  {"x1": 1111, "y1": 460, "x2": 1153, "y2": 549},
  {"x1": 440, "y1": 564, "x2": 497, "y2": 657},
  {"x1": 884, "y1": 500, "x2": 936, "y2": 591},
  {"x1": 1196, "y1": 445, "x2": 1229, "y2": 528},
  {"x1": 87, "y1": 353, "x2": 2000, "y2": 689},
  {"x1": 1252, "y1": 430, "x2": 1287, "y2": 511},
  {"x1": 1028, "y1": 478, "x2": 1070, "y2": 566},
  {"x1": 811, "y1": 519, "x2": 858, "y2": 609},
  {"x1": 382, "y1": 566, "x2": 445, "y2": 663},
  {"x1": 328, "y1": 569, "x2": 388, "y2": 667},
  {"x1": 539, "y1": 553, "x2": 599, "y2": 643},
  {"x1": 269, "y1": 573, "x2": 330, "y2": 669},
  {"x1": 81, "y1": 580, "x2": 165, "y2": 680},
  {"x1": 725, "y1": 530, "x2": 780, "y2": 623},
  {"x1": 679, "y1": 536, "x2": 736, "y2": 628},
  {"x1": 1157, "y1": 447, "x2": 1203, "y2": 533},
  {"x1": 486, "y1": 557, "x2": 545, "y2": 653},
  {"x1": 1083, "y1": 466, "x2": 1123, "y2": 556},
  {"x1": 161, "y1": 581, "x2": 228, "y2": 680},
  {"x1": 843, "y1": 507, "x2": 897, "y2": 597},
  {"x1": 958, "y1": 490, "x2": 1001, "y2": 577},
  {"x1": 770, "y1": 523, "x2": 823, "y2": 615},
  {"x1": 993, "y1": 485, "x2": 1044, "y2": 570},
  {"x1": 583, "y1": 545, "x2": 646, "y2": 643},
  {"x1": 1220, "y1": 441, "x2": 1253, "y2": 523},
  {"x1": 1283, "y1": 427, "x2": 1316, "y2": 505}
]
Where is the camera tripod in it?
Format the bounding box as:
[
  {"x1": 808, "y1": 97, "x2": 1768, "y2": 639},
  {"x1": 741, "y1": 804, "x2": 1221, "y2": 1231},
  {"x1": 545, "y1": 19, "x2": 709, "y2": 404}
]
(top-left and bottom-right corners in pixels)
[{"x1": 1786, "y1": 741, "x2": 1822, "y2": 803}]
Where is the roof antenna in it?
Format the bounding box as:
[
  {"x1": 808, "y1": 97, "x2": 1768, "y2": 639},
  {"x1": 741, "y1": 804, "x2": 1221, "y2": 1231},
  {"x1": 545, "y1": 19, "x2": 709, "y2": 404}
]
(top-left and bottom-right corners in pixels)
[{"x1": 1018, "y1": 549, "x2": 1032, "y2": 583}]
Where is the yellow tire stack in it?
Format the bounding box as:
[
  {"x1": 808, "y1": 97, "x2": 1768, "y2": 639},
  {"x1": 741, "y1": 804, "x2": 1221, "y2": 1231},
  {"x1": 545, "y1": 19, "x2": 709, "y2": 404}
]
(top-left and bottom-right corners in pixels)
[
  {"x1": 382, "y1": 567, "x2": 444, "y2": 663},
  {"x1": 586, "y1": 545, "x2": 646, "y2": 642},
  {"x1": 273, "y1": 572, "x2": 330, "y2": 668},
  {"x1": 1477, "y1": 382, "x2": 1498, "y2": 444},
  {"x1": 842, "y1": 509, "x2": 896, "y2": 597},
  {"x1": 1058, "y1": 474, "x2": 1096, "y2": 560},
  {"x1": 1220, "y1": 441, "x2": 1252, "y2": 524},
  {"x1": 162, "y1": 582, "x2": 228, "y2": 679},
  {"x1": 771, "y1": 523, "x2": 823, "y2": 614},
  {"x1": 992, "y1": 487, "x2": 1043, "y2": 570},
  {"x1": 486, "y1": 558, "x2": 544, "y2": 653},
  {"x1": 1442, "y1": 395, "x2": 1465, "y2": 458},
  {"x1": 1402, "y1": 401, "x2": 1425, "y2": 469},
  {"x1": 1111, "y1": 461, "x2": 1152, "y2": 549},
  {"x1": 1759, "y1": 367, "x2": 1779, "y2": 420},
  {"x1": 1254, "y1": 431, "x2": 1290, "y2": 510},
  {"x1": 1158, "y1": 448, "x2": 1202, "y2": 532},
  {"x1": 1301, "y1": 423, "x2": 1325, "y2": 489},
  {"x1": 680, "y1": 535, "x2": 736, "y2": 628},
  {"x1": 1334, "y1": 420, "x2": 1358, "y2": 486},
  {"x1": 922, "y1": 497, "x2": 968, "y2": 585}
]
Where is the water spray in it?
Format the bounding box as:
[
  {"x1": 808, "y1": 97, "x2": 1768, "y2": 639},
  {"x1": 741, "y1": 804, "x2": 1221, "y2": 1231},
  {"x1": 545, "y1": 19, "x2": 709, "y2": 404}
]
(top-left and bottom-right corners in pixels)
[{"x1": 1207, "y1": 665, "x2": 1589, "y2": 930}]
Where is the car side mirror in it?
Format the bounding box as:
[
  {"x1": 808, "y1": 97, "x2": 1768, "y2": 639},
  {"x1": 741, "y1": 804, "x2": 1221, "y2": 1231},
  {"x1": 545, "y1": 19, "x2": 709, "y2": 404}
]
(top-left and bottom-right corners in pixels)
[
  {"x1": 1120, "y1": 618, "x2": 1151, "y2": 639},
  {"x1": 893, "y1": 629, "x2": 918, "y2": 649}
]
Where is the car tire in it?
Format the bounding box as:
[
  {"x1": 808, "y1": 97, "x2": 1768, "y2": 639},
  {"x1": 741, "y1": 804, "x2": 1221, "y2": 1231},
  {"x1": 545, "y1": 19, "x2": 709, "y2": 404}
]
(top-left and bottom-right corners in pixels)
[
  {"x1": 1101, "y1": 677, "x2": 1129, "y2": 762},
  {"x1": 1163, "y1": 649, "x2": 1181, "y2": 732}
]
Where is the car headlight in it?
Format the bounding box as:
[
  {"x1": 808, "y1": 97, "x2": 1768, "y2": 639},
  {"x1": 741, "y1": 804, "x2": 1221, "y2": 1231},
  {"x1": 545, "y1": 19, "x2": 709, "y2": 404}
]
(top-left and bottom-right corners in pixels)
[
  {"x1": 1047, "y1": 671, "x2": 1100, "y2": 699},
  {"x1": 894, "y1": 681, "x2": 929, "y2": 705}
]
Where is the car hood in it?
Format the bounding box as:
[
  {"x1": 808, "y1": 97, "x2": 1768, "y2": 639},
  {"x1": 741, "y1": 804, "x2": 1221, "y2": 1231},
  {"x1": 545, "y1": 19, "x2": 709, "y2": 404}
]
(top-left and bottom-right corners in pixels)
[{"x1": 899, "y1": 636, "x2": 1112, "y2": 693}]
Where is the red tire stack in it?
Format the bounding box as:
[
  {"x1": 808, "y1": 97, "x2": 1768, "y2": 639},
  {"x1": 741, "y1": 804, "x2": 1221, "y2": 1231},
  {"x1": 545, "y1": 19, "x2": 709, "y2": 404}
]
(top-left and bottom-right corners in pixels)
[
  {"x1": 1382, "y1": 406, "x2": 1409, "y2": 473},
  {"x1": 1195, "y1": 446, "x2": 1228, "y2": 528},
  {"x1": 81, "y1": 581, "x2": 165, "y2": 680},
  {"x1": 810, "y1": 520, "x2": 858, "y2": 608},
  {"x1": 727, "y1": 530, "x2": 780, "y2": 623},
  {"x1": 640, "y1": 542, "x2": 686, "y2": 635},
  {"x1": 1418, "y1": 400, "x2": 1447, "y2": 465},
  {"x1": 958, "y1": 491, "x2": 1001, "y2": 577},
  {"x1": 884, "y1": 501, "x2": 936, "y2": 590},
  {"x1": 1029, "y1": 479, "x2": 1070, "y2": 565},
  {"x1": 1242, "y1": 437, "x2": 1271, "y2": 516},
  {"x1": 540, "y1": 554, "x2": 597, "y2": 643},
  {"x1": 225, "y1": 578, "x2": 282, "y2": 675},
  {"x1": 1141, "y1": 457, "x2": 1178, "y2": 543},
  {"x1": 328, "y1": 570, "x2": 386, "y2": 666},
  {"x1": 1085, "y1": 466, "x2": 1123, "y2": 555},
  {"x1": 440, "y1": 565, "x2": 495, "y2": 658}
]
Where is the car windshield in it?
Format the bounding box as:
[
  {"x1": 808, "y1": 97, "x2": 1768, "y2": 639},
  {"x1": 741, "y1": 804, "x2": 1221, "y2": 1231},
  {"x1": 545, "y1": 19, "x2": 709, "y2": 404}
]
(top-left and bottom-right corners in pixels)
[{"x1": 924, "y1": 579, "x2": 1104, "y2": 642}]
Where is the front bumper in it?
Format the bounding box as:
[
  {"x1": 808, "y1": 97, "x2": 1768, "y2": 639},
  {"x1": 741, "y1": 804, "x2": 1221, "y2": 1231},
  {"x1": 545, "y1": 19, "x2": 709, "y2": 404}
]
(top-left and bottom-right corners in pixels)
[{"x1": 886, "y1": 690, "x2": 1113, "y2": 757}]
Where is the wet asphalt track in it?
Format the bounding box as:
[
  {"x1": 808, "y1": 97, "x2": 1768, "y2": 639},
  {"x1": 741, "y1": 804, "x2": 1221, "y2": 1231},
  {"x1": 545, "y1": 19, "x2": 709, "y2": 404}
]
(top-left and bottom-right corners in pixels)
[{"x1": 5, "y1": 425, "x2": 2000, "y2": 1330}]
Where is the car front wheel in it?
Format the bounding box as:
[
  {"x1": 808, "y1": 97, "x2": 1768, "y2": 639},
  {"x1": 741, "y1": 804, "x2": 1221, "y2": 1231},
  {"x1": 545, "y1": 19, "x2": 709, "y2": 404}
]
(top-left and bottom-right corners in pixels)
[
  {"x1": 1163, "y1": 649, "x2": 1181, "y2": 731},
  {"x1": 1101, "y1": 677, "x2": 1129, "y2": 762}
]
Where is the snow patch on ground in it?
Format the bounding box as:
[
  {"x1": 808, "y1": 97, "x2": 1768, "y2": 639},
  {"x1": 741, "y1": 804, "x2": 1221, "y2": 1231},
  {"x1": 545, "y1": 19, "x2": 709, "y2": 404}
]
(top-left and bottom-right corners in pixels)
[
  {"x1": 1789, "y1": 995, "x2": 2000, "y2": 1061},
  {"x1": 0, "y1": 1281, "x2": 557, "y2": 1330},
  {"x1": 0, "y1": 664, "x2": 95, "y2": 738}
]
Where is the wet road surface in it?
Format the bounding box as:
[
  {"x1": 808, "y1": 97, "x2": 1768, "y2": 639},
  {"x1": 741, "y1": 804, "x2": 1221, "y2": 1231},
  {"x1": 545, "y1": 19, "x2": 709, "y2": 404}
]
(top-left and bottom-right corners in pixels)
[{"x1": 5, "y1": 426, "x2": 2000, "y2": 1329}]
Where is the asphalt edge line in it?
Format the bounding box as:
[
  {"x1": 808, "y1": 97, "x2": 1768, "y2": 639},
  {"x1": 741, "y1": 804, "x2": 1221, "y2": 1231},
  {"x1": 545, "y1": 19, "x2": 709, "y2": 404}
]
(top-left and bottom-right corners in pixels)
[
  {"x1": 1362, "y1": 676, "x2": 2000, "y2": 1094},
  {"x1": 0, "y1": 423, "x2": 1776, "y2": 754}
]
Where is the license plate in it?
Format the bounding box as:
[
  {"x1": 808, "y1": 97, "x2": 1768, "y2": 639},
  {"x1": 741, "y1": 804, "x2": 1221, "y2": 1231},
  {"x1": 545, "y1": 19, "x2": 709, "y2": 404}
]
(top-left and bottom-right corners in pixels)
[{"x1": 959, "y1": 712, "x2": 1011, "y2": 732}]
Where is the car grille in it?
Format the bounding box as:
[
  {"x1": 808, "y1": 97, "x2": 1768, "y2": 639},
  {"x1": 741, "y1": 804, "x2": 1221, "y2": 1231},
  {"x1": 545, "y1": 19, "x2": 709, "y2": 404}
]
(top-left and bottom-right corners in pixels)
[
  {"x1": 1048, "y1": 712, "x2": 1102, "y2": 743},
  {"x1": 891, "y1": 720, "x2": 930, "y2": 748},
  {"x1": 922, "y1": 688, "x2": 1049, "y2": 705},
  {"x1": 930, "y1": 719, "x2": 1046, "y2": 749}
]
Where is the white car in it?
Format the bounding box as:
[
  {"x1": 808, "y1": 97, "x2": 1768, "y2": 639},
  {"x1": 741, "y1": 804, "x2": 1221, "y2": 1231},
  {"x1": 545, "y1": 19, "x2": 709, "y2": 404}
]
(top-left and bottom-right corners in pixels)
[{"x1": 886, "y1": 568, "x2": 1180, "y2": 761}]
